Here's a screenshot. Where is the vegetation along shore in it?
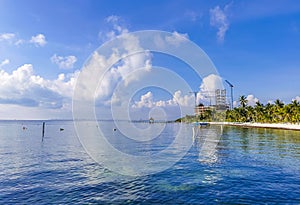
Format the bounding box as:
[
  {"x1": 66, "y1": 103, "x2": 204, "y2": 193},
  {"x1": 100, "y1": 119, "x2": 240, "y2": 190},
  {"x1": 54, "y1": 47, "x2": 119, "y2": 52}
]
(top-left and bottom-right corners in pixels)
[{"x1": 177, "y1": 95, "x2": 300, "y2": 130}]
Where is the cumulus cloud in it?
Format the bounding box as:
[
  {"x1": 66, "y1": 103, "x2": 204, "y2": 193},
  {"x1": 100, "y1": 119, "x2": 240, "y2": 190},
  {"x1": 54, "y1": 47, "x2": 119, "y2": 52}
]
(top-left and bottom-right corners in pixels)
[
  {"x1": 93, "y1": 47, "x2": 152, "y2": 102},
  {"x1": 106, "y1": 15, "x2": 120, "y2": 24},
  {"x1": 99, "y1": 15, "x2": 129, "y2": 40},
  {"x1": 0, "y1": 18, "x2": 156, "y2": 118},
  {"x1": 132, "y1": 74, "x2": 224, "y2": 109},
  {"x1": 153, "y1": 31, "x2": 189, "y2": 49},
  {"x1": 0, "y1": 33, "x2": 15, "y2": 41},
  {"x1": 0, "y1": 33, "x2": 21, "y2": 45},
  {"x1": 0, "y1": 59, "x2": 10, "y2": 68},
  {"x1": 133, "y1": 91, "x2": 154, "y2": 108},
  {"x1": 15, "y1": 39, "x2": 25, "y2": 46},
  {"x1": 0, "y1": 32, "x2": 47, "y2": 46},
  {"x1": 173, "y1": 90, "x2": 194, "y2": 107},
  {"x1": 209, "y1": 5, "x2": 230, "y2": 42},
  {"x1": 30, "y1": 33, "x2": 47, "y2": 47},
  {"x1": 81, "y1": 20, "x2": 152, "y2": 103},
  {"x1": 0, "y1": 64, "x2": 78, "y2": 109},
  {"x1": 200, "y1": 74, "x2": 223, "y2": 92},
  {"x1": 51, "y1": 54, "x2": 77, "y2": 69},
  {"x1": 233, "y1": 100, "x2": 238, "y2": 107},
  {"x1": 197, "y1": 74, "x2": 223, "y2": 104},
  {"x1": 132, "y1": 90, "x2": 194, "y2": 109},
  {"x1": 233, "y1": 94, "x2": 259, "y2": 107},
  {"x1": 165, "y1": 31, "x2": 189, "y2": 46},
  {"x1": 246, "y1": 94, "x2": 259, "y2": 106},
  {"x1": 293, "y1": 96, "x2": 300, "y2": 102}
]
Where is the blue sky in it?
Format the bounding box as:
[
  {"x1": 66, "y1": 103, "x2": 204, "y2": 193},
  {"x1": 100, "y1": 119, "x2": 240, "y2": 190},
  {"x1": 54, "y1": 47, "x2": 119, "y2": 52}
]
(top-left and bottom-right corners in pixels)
[{"x1": 0, "y1": 0, "x2": 300, "y2": 119}]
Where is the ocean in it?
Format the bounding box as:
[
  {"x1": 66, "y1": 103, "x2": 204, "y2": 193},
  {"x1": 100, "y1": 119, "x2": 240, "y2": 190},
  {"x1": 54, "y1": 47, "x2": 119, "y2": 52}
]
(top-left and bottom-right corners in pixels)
[{"x1": 0, "y1": 120, "x2": 299, "y2": 204}]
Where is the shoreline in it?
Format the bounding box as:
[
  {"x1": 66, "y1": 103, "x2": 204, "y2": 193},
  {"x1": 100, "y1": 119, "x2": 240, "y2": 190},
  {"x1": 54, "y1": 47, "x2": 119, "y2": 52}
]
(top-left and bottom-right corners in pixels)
[{"x1": 209, "y1": 122, "x2": 300, "y2": 131}]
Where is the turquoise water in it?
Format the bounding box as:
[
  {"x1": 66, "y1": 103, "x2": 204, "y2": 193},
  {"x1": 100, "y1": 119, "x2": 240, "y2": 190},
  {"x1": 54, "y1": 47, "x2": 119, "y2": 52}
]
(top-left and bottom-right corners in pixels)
[{"x1": 0, "y1": 120, "x2": 299, "y2": 204}]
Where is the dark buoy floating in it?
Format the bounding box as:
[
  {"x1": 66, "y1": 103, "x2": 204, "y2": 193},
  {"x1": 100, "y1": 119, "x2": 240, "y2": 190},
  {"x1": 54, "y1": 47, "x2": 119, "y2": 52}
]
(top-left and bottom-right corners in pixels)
[
  {"x1": 42, "y1": 122, "x2": 45, "y2": 141},
  {"x1": 22, "y1": 123, "x2": 27, "y2": 130},
  {"x1": 113, "y1": 128, "x2": 117, "y2": 131}
]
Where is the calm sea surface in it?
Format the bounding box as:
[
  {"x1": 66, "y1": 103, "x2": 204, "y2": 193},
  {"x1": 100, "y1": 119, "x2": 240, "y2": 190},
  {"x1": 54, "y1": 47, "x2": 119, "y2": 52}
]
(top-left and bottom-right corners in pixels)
[{"x1": 0, "y1": 120, "x2": 299, "y2": 204}]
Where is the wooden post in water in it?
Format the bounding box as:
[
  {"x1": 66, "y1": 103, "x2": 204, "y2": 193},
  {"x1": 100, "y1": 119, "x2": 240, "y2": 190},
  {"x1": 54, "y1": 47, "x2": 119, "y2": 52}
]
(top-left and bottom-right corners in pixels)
[{"x1": 42, "y1": 122, "x2": 45, "y2": 141}]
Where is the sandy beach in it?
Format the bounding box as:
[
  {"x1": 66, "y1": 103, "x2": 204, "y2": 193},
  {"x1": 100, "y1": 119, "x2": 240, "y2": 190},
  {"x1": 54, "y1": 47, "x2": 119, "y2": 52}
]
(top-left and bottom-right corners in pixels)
[{"x1": 209, "y1": 122, "x2": 300, "y2": 131}]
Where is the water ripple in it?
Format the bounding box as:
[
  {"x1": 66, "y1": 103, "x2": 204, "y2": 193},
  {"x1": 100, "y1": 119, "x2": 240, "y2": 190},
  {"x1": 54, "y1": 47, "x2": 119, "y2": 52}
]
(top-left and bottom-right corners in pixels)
[{"x1": 0, "y1": 121, "x2": 299, "y2": 204}]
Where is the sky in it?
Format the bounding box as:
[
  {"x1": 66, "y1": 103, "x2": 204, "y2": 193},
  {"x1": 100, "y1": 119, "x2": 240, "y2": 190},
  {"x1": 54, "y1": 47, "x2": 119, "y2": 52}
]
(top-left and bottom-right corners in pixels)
[{"x1": 0, "y1": 0, "x2": 300, "y2": 120}]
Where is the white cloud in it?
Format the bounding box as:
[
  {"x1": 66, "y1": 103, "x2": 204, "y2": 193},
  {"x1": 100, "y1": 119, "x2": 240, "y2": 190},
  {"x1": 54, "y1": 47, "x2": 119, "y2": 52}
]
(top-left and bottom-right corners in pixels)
[
  {"x1": 51, "y1": 54, "x2": 77, "y2": 69},
  {"x1": 75, "y1": 50, "x2": 152, "y2": 105},
  {"x1": 30, "y1": 33, "x2": 47, "y2": 47},
  {"x1": 0, "y1": 33, "x2": 20, "y2": 45},
  {"x1": 200, "y1": 74, "x2": 223, "y2": 92},
  {"x1": 106, "y1": 15, "x2": 119, "y2": 23},
  {"x1": 196, "y1": 74, "x2": 224, "y2": 105},
  {"x1": 94, "y1": 49, "x2": 152, "y2": 101},
  {"x1": 106, "y1": 15, "x2": 128, "y2": 34},
  {"x1": 233, "y1": 94, "x2": 259, "y2": 107},
  {"x1": 99, "y1": 15, "x2": 129, "y2": 41},
  {"x1": 133, "y1": 91, "x2": 154, "y2": 108},
  {"x1": 132, "y1": 90, "x2": 194, "y2": 109},
  {"x1": 131, "y1": 74, "x2": 224, "y2": 109},
  {"x1": 246, "y1": 94, "x2": 259, "y2": 106},
  {"x1": 165, "y1": 31, "x2": 189, "y2": 46},
  {"x1": 0, "y1": 33, "x2": 47, "y2": 46},
  {"x1": 293, "y1": 96, "x2": 300, "y2": 102},
  {"x1": 233, "y1": 100, "x2": 238, "y2": 107},
  {"x1": 84, "y1": 29, "x2": 152, "y2": 103},
  {"x1": 173, "y1": 90, "x2": 194, "y2": 107},
  {"x1": 210, "y1": 5, "x2": 230, "y2": 42},
  {"x1": 0, "y1": 59, "x2": 10, "y2": 68},
  {"x1": 15, "y1": 39, "x2": 25, "y2": 46},
  {"x1": 152, "y1": 31, "x2": 189, "y2": 50},
  {"x1": 0, "y1": 33, "x2": 15, "y2": 41},
  {"x1": 0, "y1": 18, "x2": 156, "y2": 119},
  {"x1": 0, "y1": 64, "x2": 78, "y2": 109}
]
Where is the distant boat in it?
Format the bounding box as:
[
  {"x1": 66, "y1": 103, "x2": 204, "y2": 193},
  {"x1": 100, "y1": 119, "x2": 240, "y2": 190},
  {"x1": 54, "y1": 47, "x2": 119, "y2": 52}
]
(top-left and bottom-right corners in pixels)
[
  {"x1": 193, "y1": 122, "x2": 210, "y2": 127},
  {"x1": 149, "y1": 117, "x2": 154, "y2": 123}
]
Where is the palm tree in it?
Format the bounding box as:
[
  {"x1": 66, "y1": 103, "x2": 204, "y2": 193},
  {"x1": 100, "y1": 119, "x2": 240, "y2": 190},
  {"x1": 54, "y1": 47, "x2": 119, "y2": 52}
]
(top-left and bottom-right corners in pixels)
[
  {"x1": 225, "y1": 96, "x2": 300, "y2": 124},
  {"x1": 225, "y1": 110, "x2": 235, "y2": 122},
  {"x1": 254, "y1": 101, "x2": 264, "y2": 122},
  {"x1": 274, "y1": 99, "x2": 284, "y2": 108},
  {"x1": 283, "y1": 104, "x2": 292, "y2": 123},
  {"x1": 290, "y1": 100, "x2": 300, "y2": 123},
  {"x1": 239, "y1": 95, "x2": 248, "y2": 108},
  {"x1": 246, "y1": 105, "x2": 254, "y2": 122},
  {"x1": 264, "y1": 102, "x2": 274, "y2": 123},
  {"x1": 236, "y1": 95, "x2": 248, "y2": 122},
  {"x1": 274, "y1": 99, "x2": 284, "y2": 122}
]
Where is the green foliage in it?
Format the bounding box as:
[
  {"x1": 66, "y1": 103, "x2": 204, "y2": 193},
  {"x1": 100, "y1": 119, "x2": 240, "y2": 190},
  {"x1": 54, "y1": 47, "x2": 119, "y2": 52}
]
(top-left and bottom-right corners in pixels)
[
  {"x1": 226, "y1": 99, "x2": 300, "y2": 123},
  {"x1": 176, "y1": 109, "x2": 226, "y2": 123},
  {"x1": 177, "y1": 97, "x2": 300, "y2": 124}
]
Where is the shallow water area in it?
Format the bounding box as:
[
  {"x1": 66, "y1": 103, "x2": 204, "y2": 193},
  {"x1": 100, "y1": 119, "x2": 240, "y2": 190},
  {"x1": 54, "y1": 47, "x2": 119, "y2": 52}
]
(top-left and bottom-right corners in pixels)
[{"x1": 0, "y1": 120, "x2": 299, "y2": 204}]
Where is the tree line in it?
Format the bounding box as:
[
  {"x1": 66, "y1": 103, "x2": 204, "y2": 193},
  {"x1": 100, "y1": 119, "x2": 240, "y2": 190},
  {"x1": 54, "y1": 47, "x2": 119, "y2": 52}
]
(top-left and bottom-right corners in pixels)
[
  {"x1": 176, "y1": 95, "x2": 300, "y2": 123},
  {"x1": 226, "y1": 96, "x2": 300, "y2": 123}
]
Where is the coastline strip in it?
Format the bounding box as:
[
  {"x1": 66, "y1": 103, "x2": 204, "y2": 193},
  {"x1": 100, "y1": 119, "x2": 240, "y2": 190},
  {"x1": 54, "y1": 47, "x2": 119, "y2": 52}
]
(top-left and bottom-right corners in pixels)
[{"x1": 209, "y1": 122, "x2": 300, "y2": 131}]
